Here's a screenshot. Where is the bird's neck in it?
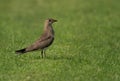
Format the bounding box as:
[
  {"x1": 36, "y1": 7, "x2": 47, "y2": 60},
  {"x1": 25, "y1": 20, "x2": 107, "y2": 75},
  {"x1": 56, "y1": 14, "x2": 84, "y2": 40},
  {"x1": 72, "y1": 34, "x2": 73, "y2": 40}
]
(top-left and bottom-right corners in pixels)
[{"x1": 44, "y1": 23, "x2": 54, "y2": 35}]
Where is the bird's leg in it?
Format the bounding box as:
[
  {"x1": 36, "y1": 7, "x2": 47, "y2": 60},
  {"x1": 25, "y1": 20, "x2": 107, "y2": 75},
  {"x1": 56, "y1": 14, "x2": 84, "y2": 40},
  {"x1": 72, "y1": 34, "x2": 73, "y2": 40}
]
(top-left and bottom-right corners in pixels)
[
  {"x1": 44, "y1": 50, "x2": 46, "y2": 57},
  {"x1": 41, "y1": 50, "x2": 43, "y2": 58}
]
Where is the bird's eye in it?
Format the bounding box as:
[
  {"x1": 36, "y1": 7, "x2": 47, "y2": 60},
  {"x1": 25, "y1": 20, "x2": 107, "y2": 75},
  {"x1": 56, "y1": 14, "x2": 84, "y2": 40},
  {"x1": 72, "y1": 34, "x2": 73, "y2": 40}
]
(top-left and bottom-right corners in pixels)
[{"x1": 49, "y1": 19, "x2": 51, "y2": 22}]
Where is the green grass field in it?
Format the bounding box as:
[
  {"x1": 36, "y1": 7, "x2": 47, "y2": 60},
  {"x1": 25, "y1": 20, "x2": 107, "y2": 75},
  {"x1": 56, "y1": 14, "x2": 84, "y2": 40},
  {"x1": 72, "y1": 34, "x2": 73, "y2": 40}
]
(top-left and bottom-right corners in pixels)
[{"x1": 0, "y1": 0, "x2": 120, "y2": 81}]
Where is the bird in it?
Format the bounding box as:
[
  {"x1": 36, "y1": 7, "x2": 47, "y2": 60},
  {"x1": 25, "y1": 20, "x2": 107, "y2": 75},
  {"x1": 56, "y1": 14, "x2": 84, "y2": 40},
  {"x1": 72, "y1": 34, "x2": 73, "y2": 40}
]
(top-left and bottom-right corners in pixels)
[{"x1": 15, "y1": 18, "x2": 57, "y2": 58}]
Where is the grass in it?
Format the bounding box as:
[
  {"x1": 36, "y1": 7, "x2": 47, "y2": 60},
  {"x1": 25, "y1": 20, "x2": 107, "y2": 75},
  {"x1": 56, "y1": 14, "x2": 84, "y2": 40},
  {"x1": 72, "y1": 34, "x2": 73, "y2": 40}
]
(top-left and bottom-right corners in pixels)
[{"x1": 0, "y1": 0, "x2": 120, "y2": 81}]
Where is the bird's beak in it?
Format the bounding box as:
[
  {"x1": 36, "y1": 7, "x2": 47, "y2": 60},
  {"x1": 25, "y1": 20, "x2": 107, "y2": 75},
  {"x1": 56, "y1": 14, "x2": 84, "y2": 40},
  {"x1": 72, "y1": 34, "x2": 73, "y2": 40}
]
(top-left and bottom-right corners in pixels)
[{"x1": 53, "y1": 19, "x2": 57, "y2": 22}]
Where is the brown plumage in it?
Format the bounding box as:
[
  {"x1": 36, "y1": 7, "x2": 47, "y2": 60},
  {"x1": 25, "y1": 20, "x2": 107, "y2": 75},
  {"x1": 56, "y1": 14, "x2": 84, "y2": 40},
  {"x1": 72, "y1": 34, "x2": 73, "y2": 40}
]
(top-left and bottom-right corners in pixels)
[{"x1": 15, "y1": 18, "x2": 57, "y2": 58}]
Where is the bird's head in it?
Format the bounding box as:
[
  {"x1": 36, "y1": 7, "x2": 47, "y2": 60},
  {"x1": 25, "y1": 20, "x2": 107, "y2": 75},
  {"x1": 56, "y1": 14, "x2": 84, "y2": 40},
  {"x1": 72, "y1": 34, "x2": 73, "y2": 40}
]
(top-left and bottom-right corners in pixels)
[{"x1": 46, "y1": 18, "x2": 57, "y2": 25}]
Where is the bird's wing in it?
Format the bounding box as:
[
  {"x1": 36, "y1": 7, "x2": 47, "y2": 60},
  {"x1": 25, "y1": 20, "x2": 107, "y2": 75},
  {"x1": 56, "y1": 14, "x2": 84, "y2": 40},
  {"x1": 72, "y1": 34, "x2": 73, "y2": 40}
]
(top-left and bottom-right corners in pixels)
[
  {"x1": 38, "y1": 33, "x2": 52, "y2": 42},
  {"x1": 25, "y1": 33, "x2": 52, "y2": 52}
]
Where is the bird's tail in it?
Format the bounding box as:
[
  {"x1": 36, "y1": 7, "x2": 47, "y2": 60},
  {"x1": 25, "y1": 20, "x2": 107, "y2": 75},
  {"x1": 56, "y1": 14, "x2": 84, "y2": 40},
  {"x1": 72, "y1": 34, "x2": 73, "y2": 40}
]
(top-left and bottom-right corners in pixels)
[{"x1": 15, "y1": 48, "x2": 26, "y2": 54}]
